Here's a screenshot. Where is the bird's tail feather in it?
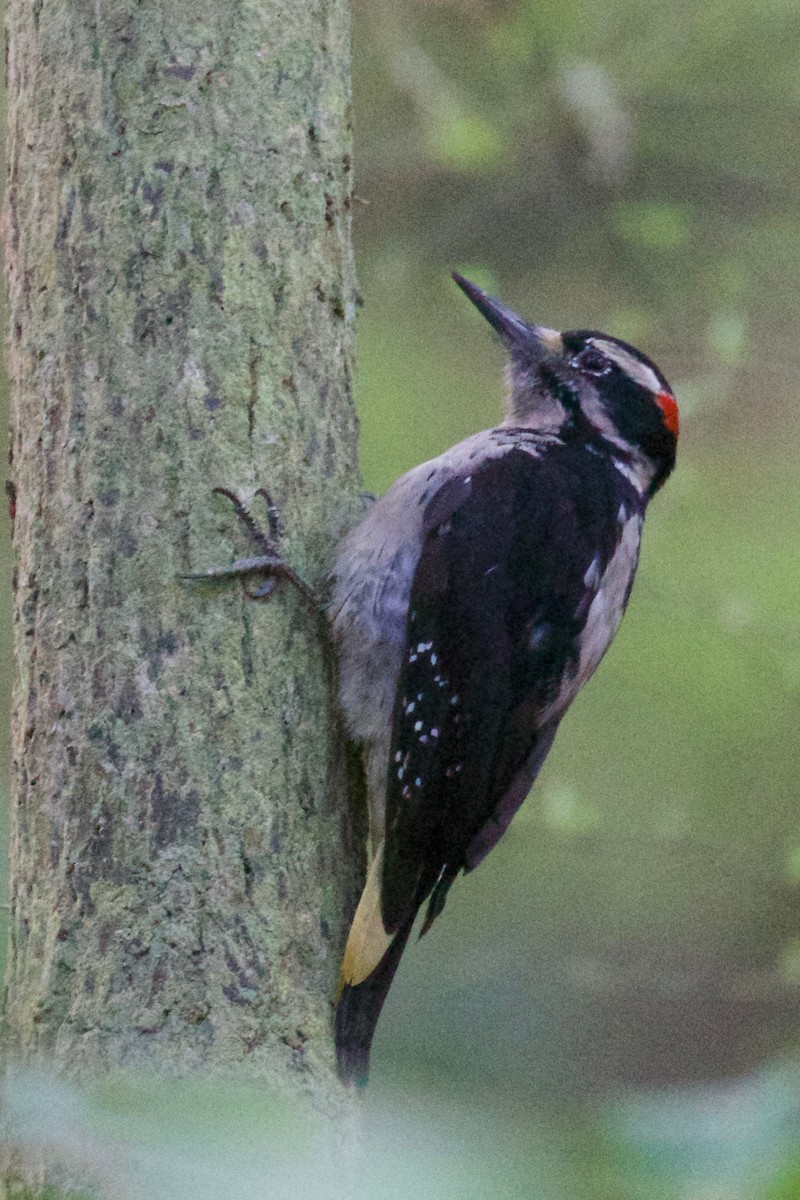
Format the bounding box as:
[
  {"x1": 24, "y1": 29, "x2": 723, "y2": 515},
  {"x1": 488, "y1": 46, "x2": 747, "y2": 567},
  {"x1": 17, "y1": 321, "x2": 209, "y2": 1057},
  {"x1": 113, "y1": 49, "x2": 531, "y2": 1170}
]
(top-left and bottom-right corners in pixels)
[{"x1": 335, "y1": 916, "x2": 415, "y2": 1087}]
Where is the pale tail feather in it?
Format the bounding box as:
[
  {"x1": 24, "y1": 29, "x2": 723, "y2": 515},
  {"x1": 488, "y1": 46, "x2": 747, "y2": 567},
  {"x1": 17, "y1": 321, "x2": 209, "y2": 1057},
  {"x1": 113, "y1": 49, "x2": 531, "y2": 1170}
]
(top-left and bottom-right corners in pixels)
[
  {"x1": 339, "y1": 843, "x2": 394, "y2": 988},
  {"x1": 336, "y1": 915, "x2": 415, "y2": 1087},
  {"x1": 336, "y1": 842, "x2": 416, "y2": 1086}
]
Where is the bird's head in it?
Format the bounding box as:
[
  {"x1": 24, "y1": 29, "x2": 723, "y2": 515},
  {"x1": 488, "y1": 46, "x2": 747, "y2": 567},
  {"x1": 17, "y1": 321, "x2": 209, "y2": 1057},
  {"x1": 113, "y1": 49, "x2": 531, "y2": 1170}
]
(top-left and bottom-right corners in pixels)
[{"x1": 453, "y1": 272, "x2": 678, "y2": 495}]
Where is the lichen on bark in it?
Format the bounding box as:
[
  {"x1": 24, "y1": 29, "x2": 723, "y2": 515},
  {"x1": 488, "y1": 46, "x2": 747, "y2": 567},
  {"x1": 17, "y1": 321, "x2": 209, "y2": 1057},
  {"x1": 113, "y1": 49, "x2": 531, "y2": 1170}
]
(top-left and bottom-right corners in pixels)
[{"x1": 3, "y1": 0, "x2": 363, "y2": 1087}]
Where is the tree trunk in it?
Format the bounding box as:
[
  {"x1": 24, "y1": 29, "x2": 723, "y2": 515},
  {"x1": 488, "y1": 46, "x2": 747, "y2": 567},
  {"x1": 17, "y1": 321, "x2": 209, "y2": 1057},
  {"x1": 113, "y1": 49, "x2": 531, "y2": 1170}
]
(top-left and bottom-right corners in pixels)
[{"x1": 3, "y1": 0, "x2": 362, "y2": 1092}]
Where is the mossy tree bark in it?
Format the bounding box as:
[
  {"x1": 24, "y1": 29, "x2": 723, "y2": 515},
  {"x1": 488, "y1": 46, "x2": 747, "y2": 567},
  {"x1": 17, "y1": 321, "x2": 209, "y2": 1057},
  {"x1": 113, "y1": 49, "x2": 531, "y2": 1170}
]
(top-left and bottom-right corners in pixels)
[{"x1": 2, "y1": 0, "x2": 362, "y2": 1088}]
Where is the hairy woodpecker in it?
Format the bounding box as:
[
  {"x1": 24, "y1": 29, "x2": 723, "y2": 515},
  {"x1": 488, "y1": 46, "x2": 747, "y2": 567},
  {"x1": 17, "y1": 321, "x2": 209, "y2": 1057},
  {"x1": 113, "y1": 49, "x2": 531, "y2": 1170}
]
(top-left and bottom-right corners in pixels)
[{"x1": 330, "y1": 273, "x2": 679, "y2": 1086}]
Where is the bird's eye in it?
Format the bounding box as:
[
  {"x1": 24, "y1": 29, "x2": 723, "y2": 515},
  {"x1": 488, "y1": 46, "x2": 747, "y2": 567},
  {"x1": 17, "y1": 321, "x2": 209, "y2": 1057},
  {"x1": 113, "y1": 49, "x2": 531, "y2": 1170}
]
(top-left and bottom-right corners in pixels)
[{"x1": 572, "y1": 347, "x2": 611, "y2": 376}]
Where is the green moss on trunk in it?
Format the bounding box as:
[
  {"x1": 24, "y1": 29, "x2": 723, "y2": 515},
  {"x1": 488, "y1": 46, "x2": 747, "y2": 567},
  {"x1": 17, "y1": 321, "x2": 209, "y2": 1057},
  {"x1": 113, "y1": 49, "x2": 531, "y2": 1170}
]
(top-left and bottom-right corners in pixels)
[{"x1": 3, "y1": 0, "x2": 362, "y2": 1089}]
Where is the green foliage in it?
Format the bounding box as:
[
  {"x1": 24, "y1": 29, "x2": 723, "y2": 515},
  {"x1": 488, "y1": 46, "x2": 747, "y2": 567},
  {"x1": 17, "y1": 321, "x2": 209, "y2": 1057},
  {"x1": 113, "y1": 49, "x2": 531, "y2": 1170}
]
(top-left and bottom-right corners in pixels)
[
  {"x1": 765, "y1": 1162, "x2": 800, "y2": 1200},
  {"x1": 3, "y1": 1064, "x2": 800, "y2": 1200}
]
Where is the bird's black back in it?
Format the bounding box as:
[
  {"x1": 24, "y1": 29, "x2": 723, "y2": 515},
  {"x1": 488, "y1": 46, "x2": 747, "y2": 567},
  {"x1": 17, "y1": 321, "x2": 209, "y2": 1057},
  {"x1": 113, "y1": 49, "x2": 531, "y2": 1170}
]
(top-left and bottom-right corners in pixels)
[{"x1": 381, "y1": 439, "x2": 643, "y2": 931}]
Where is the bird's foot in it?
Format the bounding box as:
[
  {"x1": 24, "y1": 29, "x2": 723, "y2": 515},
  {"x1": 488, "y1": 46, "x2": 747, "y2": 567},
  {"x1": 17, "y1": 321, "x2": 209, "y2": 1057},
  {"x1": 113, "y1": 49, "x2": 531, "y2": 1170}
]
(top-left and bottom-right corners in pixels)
[{"x1": 181, "y1": 487, "x2": 316, "y2": 605}]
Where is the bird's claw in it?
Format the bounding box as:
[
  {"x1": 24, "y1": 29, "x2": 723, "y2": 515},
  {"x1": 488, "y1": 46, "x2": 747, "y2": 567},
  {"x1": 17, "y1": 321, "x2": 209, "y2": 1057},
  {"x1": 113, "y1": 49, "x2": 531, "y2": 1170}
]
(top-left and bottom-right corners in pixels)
[{"x1": 182, "y1": 489, "x2": 315, "y2": 606}]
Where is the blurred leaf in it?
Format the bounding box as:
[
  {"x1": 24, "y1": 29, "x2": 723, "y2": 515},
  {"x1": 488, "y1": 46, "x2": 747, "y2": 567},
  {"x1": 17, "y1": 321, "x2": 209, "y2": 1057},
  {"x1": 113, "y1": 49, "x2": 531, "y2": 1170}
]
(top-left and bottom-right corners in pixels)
[
  {"x1": 763, "y1": 1161, "x2": 800, "y2": 1200},
  {"x1": 428, "y1": 112, "x2": 505, "y2": 169},
  {"x1": 707, "y1": 311, "x2": 747, "y2": 365},
  {"x1": 538, "y1": 781, "x2": 603, "y2": 835},
  {"x1": 612, "y1": 201, "x2": 691, "y2": 250}
]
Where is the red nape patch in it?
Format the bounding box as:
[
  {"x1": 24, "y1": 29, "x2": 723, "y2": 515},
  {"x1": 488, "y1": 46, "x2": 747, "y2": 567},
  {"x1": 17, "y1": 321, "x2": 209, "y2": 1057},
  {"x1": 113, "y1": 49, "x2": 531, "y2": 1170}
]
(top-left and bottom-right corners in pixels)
[{"x1": 656, "y1": 390, "x2": 679, "y2": 438}]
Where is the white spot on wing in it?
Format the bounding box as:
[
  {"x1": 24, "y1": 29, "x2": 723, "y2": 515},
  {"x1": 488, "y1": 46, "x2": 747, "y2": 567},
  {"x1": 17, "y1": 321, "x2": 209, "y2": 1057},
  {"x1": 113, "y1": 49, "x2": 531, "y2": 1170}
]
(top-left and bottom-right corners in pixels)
[
  {"x1": 529, "y1": 621, "x2": 550, "y2": 650},
  {"x1": 583, "y1": 554, "x2": 602, "y2": 590}
]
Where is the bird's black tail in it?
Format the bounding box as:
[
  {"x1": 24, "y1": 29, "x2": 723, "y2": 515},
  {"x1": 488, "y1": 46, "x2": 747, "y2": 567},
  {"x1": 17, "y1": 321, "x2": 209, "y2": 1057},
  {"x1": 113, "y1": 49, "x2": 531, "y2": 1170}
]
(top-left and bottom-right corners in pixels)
[{"x1": 335, "y1": 916, "x2": 415, "y2": 1087}]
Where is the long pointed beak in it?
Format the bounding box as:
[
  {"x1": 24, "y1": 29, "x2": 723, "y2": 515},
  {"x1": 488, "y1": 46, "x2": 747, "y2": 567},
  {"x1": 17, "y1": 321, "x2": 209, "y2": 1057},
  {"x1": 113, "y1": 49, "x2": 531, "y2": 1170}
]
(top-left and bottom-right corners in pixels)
[{"x1": 452, "y1": 272, "x2": 562, "y2": 356}]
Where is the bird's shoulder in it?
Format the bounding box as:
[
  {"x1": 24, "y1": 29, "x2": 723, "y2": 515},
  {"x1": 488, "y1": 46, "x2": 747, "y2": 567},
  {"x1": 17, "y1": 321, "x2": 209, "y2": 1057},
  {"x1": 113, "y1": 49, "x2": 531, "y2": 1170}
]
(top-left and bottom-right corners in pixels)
[{"x1": 413, "y1": 432, "x2": 643, "y2": 591}]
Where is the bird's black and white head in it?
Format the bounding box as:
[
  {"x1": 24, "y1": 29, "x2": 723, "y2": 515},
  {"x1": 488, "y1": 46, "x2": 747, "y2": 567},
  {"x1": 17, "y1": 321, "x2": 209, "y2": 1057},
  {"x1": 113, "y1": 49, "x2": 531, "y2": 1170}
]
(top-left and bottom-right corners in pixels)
[{"x1": 453, "y1": 272, "x2": 679, "y2": 495}]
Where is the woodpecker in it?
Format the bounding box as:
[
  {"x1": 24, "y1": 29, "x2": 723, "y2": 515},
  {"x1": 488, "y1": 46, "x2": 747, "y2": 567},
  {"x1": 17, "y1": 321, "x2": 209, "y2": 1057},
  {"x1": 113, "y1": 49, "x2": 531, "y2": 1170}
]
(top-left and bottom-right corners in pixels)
[{"x1": 330, "y1": 272, "x2": 679, "y2": 1086}]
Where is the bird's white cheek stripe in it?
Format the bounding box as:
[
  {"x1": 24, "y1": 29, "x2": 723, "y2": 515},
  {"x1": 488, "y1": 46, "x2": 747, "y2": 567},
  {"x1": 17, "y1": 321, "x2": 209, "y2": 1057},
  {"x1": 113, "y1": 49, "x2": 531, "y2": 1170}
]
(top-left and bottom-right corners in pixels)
[{"x1": 588, "y1": 338, "x2": 663, "y2": 395}]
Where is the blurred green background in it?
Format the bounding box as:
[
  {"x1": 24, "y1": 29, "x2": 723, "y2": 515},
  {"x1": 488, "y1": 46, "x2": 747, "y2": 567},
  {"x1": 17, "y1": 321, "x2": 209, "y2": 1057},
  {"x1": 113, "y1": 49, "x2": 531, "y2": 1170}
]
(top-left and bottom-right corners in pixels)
[{"x1": 3, "y1": 0, "x2": 800, "y2": 1196}]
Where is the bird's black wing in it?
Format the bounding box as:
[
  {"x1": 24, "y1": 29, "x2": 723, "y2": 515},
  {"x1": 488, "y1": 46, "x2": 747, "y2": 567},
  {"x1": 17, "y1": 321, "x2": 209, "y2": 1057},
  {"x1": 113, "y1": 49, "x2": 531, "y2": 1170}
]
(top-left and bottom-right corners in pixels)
[{"x1": 380, "y1": 442, "x2": 640, "y2": 931}]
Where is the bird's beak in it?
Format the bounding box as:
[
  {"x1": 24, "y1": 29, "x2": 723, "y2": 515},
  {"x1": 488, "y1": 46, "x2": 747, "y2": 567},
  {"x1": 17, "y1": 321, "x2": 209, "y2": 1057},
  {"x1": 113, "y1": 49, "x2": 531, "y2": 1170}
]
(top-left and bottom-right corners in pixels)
[{"x1": 452, "y1": 272, "x2": 562, "y2": 357}]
